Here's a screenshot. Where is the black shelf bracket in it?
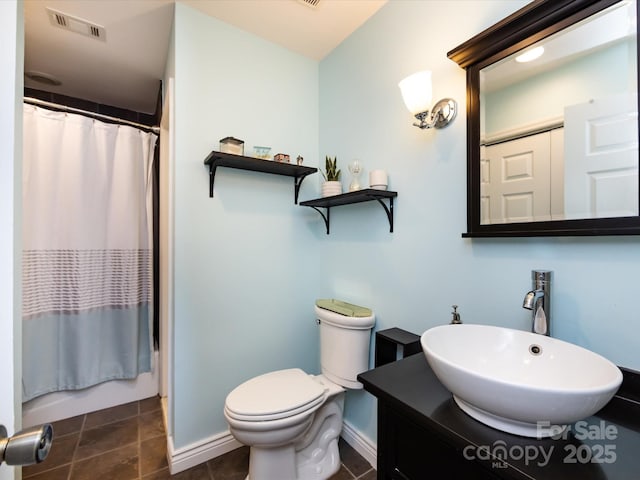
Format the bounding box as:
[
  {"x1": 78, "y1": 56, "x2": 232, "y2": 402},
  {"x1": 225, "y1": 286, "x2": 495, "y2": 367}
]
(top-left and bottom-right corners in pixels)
[
  {"x1": 204, "y1": 151, "x2": 317, "y2": 204},
  {"x1": 208, "y1": 162, "x2": 217, "y2": 198},
  {"x1": 293, "y1": 174, "x2": 309, "y2": 205},
  {"x1": 373, "y1": 195, "x2": 395, "y2": 233},
  {"x1": 308, "y1": 206, "x2": 331, "y2": 234},
  {"x1": 300, "y1": 189, "x2": 398, "y2": 235}
]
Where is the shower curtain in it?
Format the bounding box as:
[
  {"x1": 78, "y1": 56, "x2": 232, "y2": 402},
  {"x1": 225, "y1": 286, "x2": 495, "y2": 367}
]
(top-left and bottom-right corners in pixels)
[{"x1": 22, "y1": 104, "x2": 157, "y2": 402}]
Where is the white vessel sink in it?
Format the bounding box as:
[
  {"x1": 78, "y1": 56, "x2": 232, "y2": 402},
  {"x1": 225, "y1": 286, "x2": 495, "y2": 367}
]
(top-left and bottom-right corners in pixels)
[{"x1": 421, "y1": 324, "x2": 622, "y2": 438}]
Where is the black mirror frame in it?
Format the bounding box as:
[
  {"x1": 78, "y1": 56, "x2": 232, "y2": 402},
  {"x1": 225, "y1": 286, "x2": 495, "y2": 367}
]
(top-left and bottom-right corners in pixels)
[{"x1": 448, "y1": 0, "x2": 640, "y2": 237}]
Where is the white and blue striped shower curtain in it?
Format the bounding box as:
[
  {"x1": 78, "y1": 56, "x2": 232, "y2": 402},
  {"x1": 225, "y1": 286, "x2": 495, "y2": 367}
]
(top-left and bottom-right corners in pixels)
[{"x1": 22, "y1": 104, "x2": 157, "y2": 402}]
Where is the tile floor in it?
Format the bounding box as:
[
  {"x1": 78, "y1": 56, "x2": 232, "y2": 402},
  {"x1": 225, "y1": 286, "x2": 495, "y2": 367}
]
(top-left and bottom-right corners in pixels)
[{"x1": 22, "y1": 396, "x2": 376, "y2": 480}]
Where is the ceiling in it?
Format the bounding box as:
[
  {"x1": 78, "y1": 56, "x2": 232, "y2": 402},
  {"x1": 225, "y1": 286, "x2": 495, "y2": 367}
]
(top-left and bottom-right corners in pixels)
[
  {"x1": 482, "y1": 0, "x2": 636, "y2": 93},
  {"x1": 23, "y1": 0, "x2": 387, "y2": 115}
]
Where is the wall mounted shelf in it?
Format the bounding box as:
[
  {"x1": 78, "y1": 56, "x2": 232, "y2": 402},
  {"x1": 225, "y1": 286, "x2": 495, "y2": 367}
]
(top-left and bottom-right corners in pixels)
[
  {"x1": 204, "y1": 151, "x2": 318, "y2": 204},
  {"x1": 300, "y1": 189, "x2": 398, "y2": 234}
]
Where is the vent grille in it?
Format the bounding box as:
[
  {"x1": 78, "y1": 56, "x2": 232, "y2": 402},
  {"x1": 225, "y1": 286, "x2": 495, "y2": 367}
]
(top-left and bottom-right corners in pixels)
[
  {"x1": 46, "y1": 8, "x2": 106, "y2": 41},
  {"x1": 297, "y1": 0, "x2": 320, "y2": 8}
]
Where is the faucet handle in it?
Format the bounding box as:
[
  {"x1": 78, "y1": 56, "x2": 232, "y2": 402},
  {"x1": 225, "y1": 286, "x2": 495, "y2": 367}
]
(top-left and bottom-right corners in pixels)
[{"x1": 450, "y1": 305, "x2": 462, "y2": 324}]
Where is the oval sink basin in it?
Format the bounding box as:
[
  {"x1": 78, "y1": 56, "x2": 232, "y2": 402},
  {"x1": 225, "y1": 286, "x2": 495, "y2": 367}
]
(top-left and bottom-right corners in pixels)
[{"x1": 421, "y1": 324, "x2": 622, "y2": 438}]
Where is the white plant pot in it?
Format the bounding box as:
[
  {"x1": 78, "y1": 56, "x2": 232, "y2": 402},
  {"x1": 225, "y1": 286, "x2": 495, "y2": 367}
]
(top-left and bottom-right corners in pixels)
[{"x1": 321, "y1": 181, "x2": 342, "y2": 197}]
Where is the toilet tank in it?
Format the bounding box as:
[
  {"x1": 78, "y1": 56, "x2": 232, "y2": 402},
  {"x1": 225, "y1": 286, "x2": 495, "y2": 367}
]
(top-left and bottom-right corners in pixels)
[{"x1": 315, "y1": 304, "x2": 375, "y2": 389}]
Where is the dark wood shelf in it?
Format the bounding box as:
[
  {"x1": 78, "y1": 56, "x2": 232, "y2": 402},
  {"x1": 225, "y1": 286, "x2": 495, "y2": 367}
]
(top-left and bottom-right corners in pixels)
[
  {"x1": 203, "y1": 153, "x2": 399, "y2": 233},
  {"x1": 204, "y1": 151, "x2": 317, "y2": 203},
  {"x1": 300, "y1": 189, "x2": 398, "y2": 234}
]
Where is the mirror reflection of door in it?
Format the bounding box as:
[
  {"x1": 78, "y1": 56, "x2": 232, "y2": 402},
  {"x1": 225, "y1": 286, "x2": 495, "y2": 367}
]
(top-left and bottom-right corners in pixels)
[
  {"x1": 481, "y1": 130, "x2": 564, "y2": 224},
  {"x1": 564, "y1": 93, "x2": 639, "y2": 219}
]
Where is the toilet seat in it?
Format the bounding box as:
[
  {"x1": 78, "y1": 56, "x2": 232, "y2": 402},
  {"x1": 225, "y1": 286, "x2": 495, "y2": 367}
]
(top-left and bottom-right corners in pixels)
[{"x1": 225, "y1": 368, "x2": 326, "y2": 422}]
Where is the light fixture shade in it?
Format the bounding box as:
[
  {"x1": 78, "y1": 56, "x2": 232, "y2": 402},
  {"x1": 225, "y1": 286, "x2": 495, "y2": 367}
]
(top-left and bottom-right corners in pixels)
[
  {"x1": 399, "y1": 70, "x2": 432, "y2": 115},
  {"x1": 515, "y1": 46, "x2": 544, "y2": 63}
]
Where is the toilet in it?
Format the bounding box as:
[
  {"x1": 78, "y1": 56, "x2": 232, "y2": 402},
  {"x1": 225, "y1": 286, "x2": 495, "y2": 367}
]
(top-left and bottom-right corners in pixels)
[{"x1": 224, "y1": 301, "x2": 375, "y2": 480}]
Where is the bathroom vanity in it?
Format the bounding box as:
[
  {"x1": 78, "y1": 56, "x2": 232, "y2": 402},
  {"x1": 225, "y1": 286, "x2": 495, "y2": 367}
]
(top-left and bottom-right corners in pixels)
[{"x1": 358, "y1": 352, "x2": 640, "y2": 479}]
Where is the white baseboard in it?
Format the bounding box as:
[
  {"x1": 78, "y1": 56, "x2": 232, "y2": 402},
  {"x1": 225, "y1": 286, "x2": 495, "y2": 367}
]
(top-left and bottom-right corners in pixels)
[
  {"x1": 163, "y1": 416, "x2": 378, "y2": 475},
  {"x1": 160, "y1": 396, "x2": 243, "y2": 475},
  {"x1": 166, "y1": 429, "x2": 242, "y2": 475},
  {"x1": 340, "y1": 420, "x2": 377, "y2": 469}
]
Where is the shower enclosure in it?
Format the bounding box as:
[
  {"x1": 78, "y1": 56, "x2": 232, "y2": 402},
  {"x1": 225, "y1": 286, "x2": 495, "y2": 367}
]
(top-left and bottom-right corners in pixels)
[{"x1": 21, "y1": 101, "x2": 159, "y2": 426}]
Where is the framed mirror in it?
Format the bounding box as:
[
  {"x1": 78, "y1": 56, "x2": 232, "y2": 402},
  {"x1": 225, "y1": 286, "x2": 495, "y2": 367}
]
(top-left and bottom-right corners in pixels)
[{"x1": 449, "y1": 0, "x2": 639, "y2": 236}]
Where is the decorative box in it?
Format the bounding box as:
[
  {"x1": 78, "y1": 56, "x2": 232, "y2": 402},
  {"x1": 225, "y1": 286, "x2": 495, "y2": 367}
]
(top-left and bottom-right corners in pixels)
[
  {"x1": 254, "y1": 146, "x2": 272, "y2": 160},
  {"x1": 220, "y1": 137, "x2": 244, "y2": 155},
  {"x1": 274, "y1": 153, "x2": 290, "y2": 163}
]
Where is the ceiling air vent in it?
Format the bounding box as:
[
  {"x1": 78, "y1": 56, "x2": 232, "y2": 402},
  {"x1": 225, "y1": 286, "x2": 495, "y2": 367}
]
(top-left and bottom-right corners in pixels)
[
  {"x1": 297, "y1": 0, "x2": 320, "y2": 8},
  {"x1": 46, "y1": 8, "x2": 106, "y2": 42}
]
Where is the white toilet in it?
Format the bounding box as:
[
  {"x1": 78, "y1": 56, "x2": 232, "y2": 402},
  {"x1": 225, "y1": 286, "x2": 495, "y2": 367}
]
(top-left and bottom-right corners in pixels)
[{"x1": 224, "y1": 302, "x2": 375, "y2": 480}]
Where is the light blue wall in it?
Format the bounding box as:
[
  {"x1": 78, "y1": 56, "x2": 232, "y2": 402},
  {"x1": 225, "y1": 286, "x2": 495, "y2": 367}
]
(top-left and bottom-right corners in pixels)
[
  {"x1": 170, "y1": 0, "x2": 640, "y2": 452},
  {"x1": 172, "y1": 3, "x2": 321, "y2": 448},
  {"x1": 319, "y1": 0, "x2": 640, "y2": 443}
]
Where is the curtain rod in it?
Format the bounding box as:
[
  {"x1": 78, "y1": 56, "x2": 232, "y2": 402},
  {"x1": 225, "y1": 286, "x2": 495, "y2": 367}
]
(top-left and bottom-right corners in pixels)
[{"x1": 24, "y1": 97, "x2": 160, "y2": 134}]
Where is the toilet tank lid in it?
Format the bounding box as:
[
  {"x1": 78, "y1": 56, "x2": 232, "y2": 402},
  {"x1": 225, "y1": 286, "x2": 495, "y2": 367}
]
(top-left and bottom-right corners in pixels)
[
  {"x1": 315, "y1": 299, "x2": 372, "y2": 318},
  {"x1": 314, "y1": 304, "x2": 375, "y2": 329}
]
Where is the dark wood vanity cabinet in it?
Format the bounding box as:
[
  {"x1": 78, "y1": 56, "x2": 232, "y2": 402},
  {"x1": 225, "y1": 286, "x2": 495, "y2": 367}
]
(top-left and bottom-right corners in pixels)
[
  {"x1": 359, "y1": 353, "x2": 640, "y2": 480},
  {"x1": 370, "y1": 329, "x2": 498, "y2": 478},
  {"x1": 377, "y1": 401, "x2": 502, "y2": 480}
]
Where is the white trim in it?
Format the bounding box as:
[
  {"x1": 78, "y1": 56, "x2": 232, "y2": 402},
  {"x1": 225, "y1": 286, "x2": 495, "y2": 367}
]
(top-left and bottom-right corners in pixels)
[
  {"x1": 162, "y1": 417, "x2": 378, "y2": 474},
  {"x1": 159, "y1": 76, "x2": 174, "y2": 401},
  {"x1": 0, "y1": 6, "x2": 22, "y2": 480},
  {"x1": 482, "y1": 116, "x2": 564, "y2": 146},
  {"x1": 340, "y1": 420, "x2": 377, "y2": 469},
  {"x1": 166, "y1": 428, "x2": 242, "y2": 475}
]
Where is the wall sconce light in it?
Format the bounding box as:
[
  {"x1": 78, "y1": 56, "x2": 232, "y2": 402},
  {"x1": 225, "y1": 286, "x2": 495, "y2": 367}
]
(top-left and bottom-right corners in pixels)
[{"x1": 398, "y1": 70, "x2": 457, "y2": 129}]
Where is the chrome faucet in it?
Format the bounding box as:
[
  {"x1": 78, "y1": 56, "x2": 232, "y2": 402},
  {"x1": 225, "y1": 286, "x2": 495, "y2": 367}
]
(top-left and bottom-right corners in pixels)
[{"x1": 522, "y1": 270, "x2": 552, "y2": 335}]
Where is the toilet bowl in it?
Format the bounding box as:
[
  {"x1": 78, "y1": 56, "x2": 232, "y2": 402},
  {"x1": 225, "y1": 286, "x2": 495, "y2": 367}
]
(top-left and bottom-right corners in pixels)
[
  {"x1": 225, "y1": 370, "x2": 345, "y2": 479},
  {"x1": 224, "y1": 302, "x2": 375, "y2": 480}
]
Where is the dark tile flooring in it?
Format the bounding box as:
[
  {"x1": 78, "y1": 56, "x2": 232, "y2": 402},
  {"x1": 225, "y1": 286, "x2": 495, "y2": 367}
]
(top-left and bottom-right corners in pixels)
[{"x1": 22, "y1": 396, "x2": 376, "y2": 480}]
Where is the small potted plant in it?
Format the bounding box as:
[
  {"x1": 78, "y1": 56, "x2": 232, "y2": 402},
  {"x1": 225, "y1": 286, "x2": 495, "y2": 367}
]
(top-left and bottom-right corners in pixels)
[{"x1": 321, "y1": 156, "x2": 342, "y2": 197}]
